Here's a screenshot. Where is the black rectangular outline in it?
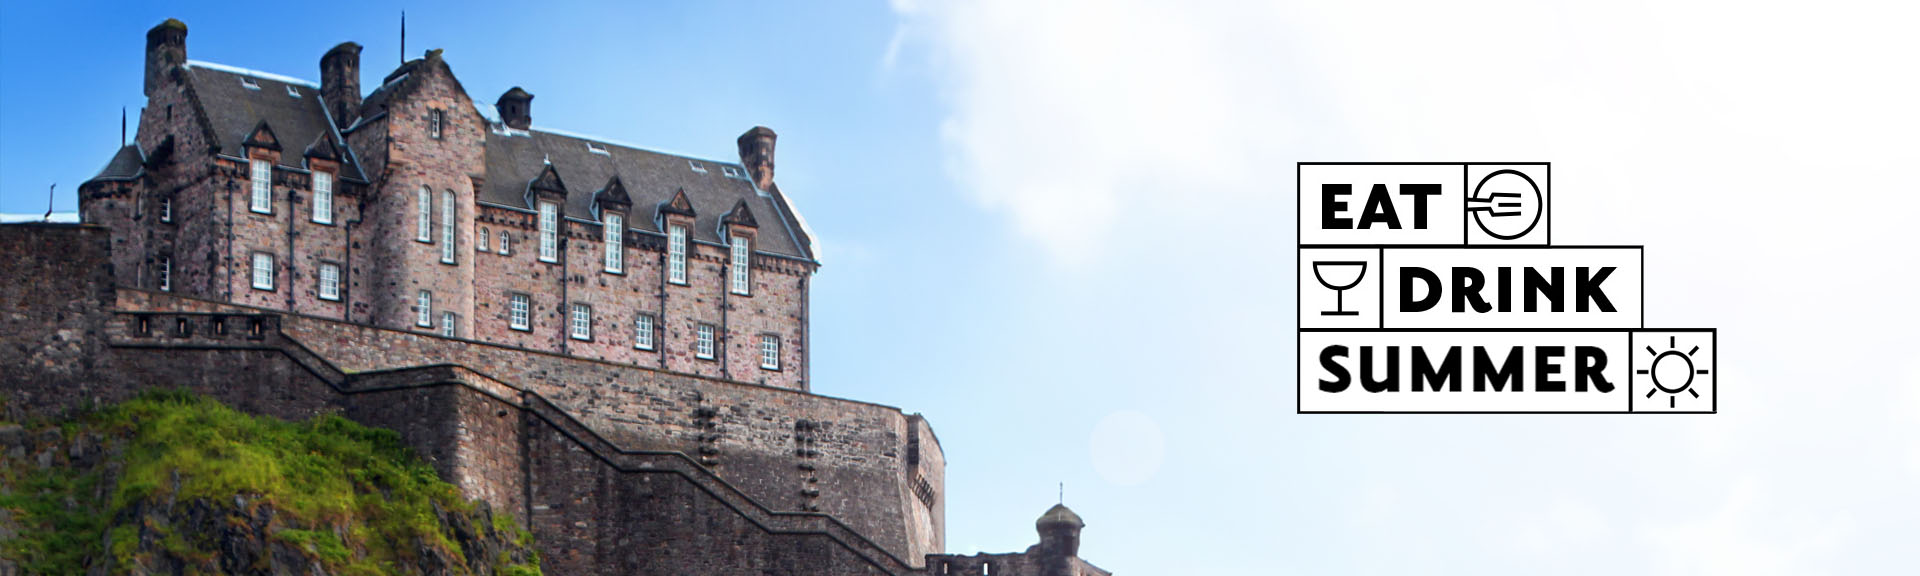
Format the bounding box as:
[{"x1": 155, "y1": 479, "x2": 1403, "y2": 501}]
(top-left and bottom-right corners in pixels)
[
  {"x1": 1339, "y1": 245, "x2": 1645, "y2": 330},
  {"x1": 1294, "y1": 328, "x2": 1716, "y2": 414},
  {"x1": 1298, "y1": 162, "x2": 1550, "y2": 246}
]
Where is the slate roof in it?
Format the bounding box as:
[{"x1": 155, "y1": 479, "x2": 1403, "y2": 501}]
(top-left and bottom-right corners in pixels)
[
  {"x1": 181, "y1": 62, "x2": 363, "y2": 180},
  {"x1": 171, "y1": 58, "x2": 814, "y2": 262},
  {"x1": 483, "y1": 129, "x2": 813, "y2": 260},
  {"x1": 86, "y1": 144, "x2": 146, "y2": 183}
]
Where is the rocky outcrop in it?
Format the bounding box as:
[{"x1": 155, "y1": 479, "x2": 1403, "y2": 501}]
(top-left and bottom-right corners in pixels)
[{"x1": 0, "y1": 393, "x2": 540, "y2": 575}]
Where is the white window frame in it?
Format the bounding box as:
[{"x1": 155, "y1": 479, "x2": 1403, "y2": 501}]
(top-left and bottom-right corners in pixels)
[
  {"x1": 729, "y1": 235, "x2": 751, "y2": 295},
  {"x1": 696, "y1": 323, "x2": 715, "y2": 360},
  {"x1": 760, "y1": 334, "x2": 780, "y2": 370},
  {"x1": 509, "y1": 293, "x2": 531, "y2": 331},
  {"x1": 603, "y1": 213, "x2": 624, "y2": 273},
  {"x1": 634, "y1": 314, "x2": 655, "y2": 350},
  {"x1": 440, "y1": 190, "x2": 456, "y2": 264},
  {"x1": 570, "y1": 303, "x2": 592, "y2": 341},
  {"x1": 250, "y1": 252, "x2": 274, "y2": 290},
  {"x1": 158, "y1": 256, "x2": 171, "y2": 292},
  {"x1": 538, "y1": 201, "x2": 559, "y2": 263},
  {"x1": 498, "y1": 232, "x2": 511, "y2": 255},
  {"x1": 311, "y1": 171, "x2": 333, "y2": 224},
  {"x1": 429, "y1": 109, "x2": 444, "y2": 140},
  {"x1": 318, "y1": 263, "x2": 340, "y2": 301},
  {"x1": 416, "y1": 187, "x2": 432, "y2": 242},
  {"x1": 667, "y1": 225, "x2": 687, "y2": 284},
  {"x1": 441, "y1": 311, "x2": 456, "y2": 338},
  {"x1": 160, "y1": 197, "x2": 172, "y2": 223},
  {"x1": 250, "y1": 160, "x2": 272, "y2": 214},
  {"x1": 416, "y1": 290, "x2": 433, "y2": 327},
  {"x1": 478, "y1": 228, "x2": 489, "y2": 253}
]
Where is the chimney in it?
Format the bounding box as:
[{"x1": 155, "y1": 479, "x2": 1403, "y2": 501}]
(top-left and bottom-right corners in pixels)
[
  {"x1": 320, "y1": 42, "x2": 363, "y2": 128},
  {"x1": 736, "y1": 126, "x2": 777, "y2": 190},
  {"x1": 144, "y1": 19, "x2": 188, "y2": 97},
  {"x1": 497, "y1": 87, "x2": 533, "y2": 130}
]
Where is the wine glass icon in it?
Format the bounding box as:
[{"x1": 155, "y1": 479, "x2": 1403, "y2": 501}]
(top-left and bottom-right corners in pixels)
[{"x1": 1312, "y1": 261, "x2": 1368, "y2": 316}]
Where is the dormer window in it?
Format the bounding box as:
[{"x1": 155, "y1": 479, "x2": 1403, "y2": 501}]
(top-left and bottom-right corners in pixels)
[
  {"x1": 586, "y1": 142, "x2": 608, "y2": 155},
  {"x1": 722, "y1": 166, "x2": 745, "y2": 179},
  {"x1": 240, "y1": 77, "x2": 260, "y2": 90},
  {"x1": 729, "y1": 235, "x2": 751, "y2": 296},
  {"x1": 311, "y1": 172, "x2": 332, "y2": 224},
  {"x1": 667, "y1": 225, "x2": 688, "y2": 284},
  {"x1": 538, "y1": 201, "x2": 559, "y2": 263},
  {"x1": 603, "y1": 213, "x2": 624, "y2": 273},
  {"x1": 429, "y1": 109, "x2": 445, "y2": 140},
  {"x1": 286, "y1": 85, "x2": 301, "y2": 98},
  {"x1": 688, "y1": 160, "x2": 707, "y2": 174},
  {"x1": 249, "y1": 160, "x2": 272, "y2": 214}
]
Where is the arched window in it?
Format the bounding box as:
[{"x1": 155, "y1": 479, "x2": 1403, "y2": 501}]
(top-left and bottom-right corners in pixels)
[{"x1": 415, "y1": 186, "x2": 432, "y2": 242}]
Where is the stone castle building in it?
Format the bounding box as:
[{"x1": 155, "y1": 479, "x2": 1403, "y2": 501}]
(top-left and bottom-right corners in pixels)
[{"x1": 1, "y1": 18, "x2": 1110, "y2": 576}]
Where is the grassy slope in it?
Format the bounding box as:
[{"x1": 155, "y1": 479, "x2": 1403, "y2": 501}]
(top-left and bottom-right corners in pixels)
[{"x1": 0, "y1": 390, "x2": 541, "y2": 575}]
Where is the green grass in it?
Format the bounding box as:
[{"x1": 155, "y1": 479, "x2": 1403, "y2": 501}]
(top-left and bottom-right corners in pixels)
[{"x1": 0, "y1": 390, "x2": 539, "y2": 575}]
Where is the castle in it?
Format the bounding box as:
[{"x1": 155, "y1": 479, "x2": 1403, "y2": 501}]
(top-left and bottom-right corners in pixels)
[{"x1": 0, "y1": 19, "x2": 1109, "y2": 576}]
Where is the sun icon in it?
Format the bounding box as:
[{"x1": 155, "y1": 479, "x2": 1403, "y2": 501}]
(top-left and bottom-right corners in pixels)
[{"x1": 1639, "y1": 336, "x2": 1710, "y2": 408}]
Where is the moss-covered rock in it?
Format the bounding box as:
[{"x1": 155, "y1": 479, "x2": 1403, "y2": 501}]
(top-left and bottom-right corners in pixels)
[{"x1": 0, "y1": 390, "x2": 540, "y2": 575}]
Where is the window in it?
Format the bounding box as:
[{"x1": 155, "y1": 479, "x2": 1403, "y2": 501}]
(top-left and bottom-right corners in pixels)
[
  {"x1": 570, "y1": 303, "x2": 592, "y2": 341},
  {"x1": 760, "y1": 335, "x2": 780, "y2": 370},
  {"x1": 667, "y1": 225, "x2": 687, "y2": 284},
  {"x1": 250, "y1": 160, "x2": 272, "y2": 214},
  {"x1": 429, "y1": 109, "x2": 444, "y2": 140},
  {"x1": 688, "y1": 160, "x2": 707, "y2": 173},
  {"x1": 586, "y1": 142, "x2": 608, "y2": 155},
  {"x1": 286, "y1": 85, "x2": 301, "y2": 98},
  {"x1": 251, "y1": 253, "x2": 274, "y2": 290},
  {"x1": 721, "y1": 165, "x2": 745, "y2": 179},
  {"x1": 416, "y1": 290, "x2": 433, "y2": 327},
  {"x1": 695, "y1": 323, "x2": 715, "y2": 360},
  {"x1": 441, "y1": 312, "x2": 456, "y2": 338},
  {"x1": 240, "y1": 77, "x2": 259, "y2": 90},
  {"x1": 157, "y1": 256, "x2": 171, "y2": 292},
  {"x1": 416, "y1": 187, "x2": 432, "y2": 242},
  {"x1": 478, "y1": 228, "x2": 490, "y2": 252},
  {"x1": 538, "y1": 201, "x2": 558, "y2": 262},
  {"x1": 318, "y1": 263, "x2": 340, "y2": 301},
  {"x1": 729, "y1": 235, "x2": 751, "y2": 295},
  {"x1": 603, "y1": 213, "x2": 623, "y2": 273},
  {"x1": 312, "y1": 171, "x2": 333, "y2": 224},
  {"x1": 498, "y1": 232, "x2": 511, "y2": 255},
  {"x1": 634, "y1": 314, "x2": 655, "y2": 350},
  {"x1": 160, "y1": 197, "x2": 172, "y2": 223},
  {"x1": 509, "y1": 293, "x2": 531, "y2": 331},
  {"x1": 440, "y1": 190, "x2": 456, "y2": 264}
]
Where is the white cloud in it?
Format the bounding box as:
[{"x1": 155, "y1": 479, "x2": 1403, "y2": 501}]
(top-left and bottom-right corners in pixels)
[{"x1": 893, "y1": 0, "x2": 1920, "y2": 572}]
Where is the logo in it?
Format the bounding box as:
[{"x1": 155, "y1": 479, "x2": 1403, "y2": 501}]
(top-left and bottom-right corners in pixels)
[{"x1": 1296, "y1": 163, "x2": 1717, "y2": 414}]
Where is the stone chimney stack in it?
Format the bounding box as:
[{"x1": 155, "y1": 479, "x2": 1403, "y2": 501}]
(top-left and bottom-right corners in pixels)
[
  {"x1": 497, "y1": 87, "x2": 533, "y2": 130},
  {"x1": 144, "y1": 19, "x2": 188, "y2": 97},
  {"x1": 320, "y1": 42, "x2": 363, "y2": 128},
  {"x1": 736, "y1": 126, "x2": 777, "y2": 190}
]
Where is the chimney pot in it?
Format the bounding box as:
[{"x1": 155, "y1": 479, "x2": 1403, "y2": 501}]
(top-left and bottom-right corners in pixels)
[
  {"x1": 497, "y1": 87, "x2": 534, "y2": 130},
  {"x1": 736, "y1": 126, "x2": 777, "y2": 189}
]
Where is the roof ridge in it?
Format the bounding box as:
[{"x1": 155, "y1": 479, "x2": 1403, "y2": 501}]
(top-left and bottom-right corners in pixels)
[
  {"x1": 184, "y1": 60, "x2": 321, "y2": 89},
  {"x1": 529, "y1": 125, "x2": 742, "y2": 167}
]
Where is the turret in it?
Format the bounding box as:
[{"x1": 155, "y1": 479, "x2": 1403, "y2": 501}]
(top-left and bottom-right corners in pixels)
[
  {"x1": 320, "y1": 42, "x2": 363, "y2": 127},
  {"x1": 497, "y1": 87, "x2": 533, "y2": 130},
  {"x1": 144, "y1": 19, "x2": 188, "y2": 97},
  {"x1": 1034, "y1": 504, "x2": 1085, "y2": 576}
]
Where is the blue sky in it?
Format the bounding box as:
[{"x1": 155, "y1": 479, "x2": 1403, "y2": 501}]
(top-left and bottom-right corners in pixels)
[{"x1": 8, "y1": 1, "x2": 1920, "y2": 574}]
